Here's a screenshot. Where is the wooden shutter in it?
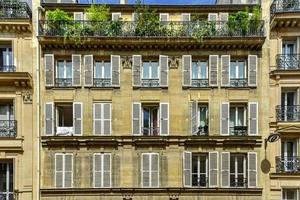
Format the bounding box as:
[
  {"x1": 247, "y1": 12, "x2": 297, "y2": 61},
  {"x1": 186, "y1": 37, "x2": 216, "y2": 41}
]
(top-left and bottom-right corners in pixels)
[
  {"x1": 45, "y1": 54, "x2": 54, "y2": 87},
  {"x1": 73, "y1": 102, "x2": 82, "y2": 136},
  {"x1": 55, "y1": 154, "x2": 63, "y2": 188},
  {"x1": 72, "y1": 54, "x2": 81, "y2": 86},
  {"x1": 191, "y1": 101, "x2": 198, "y2": 135},
  {"x1": 84, "y1": 55, "x2": 93, "y2": 87},
  {"x1": 133, "y1": 55, "x2": 141, "y2": 87},
  {"x1": 151, "y1": 153, "x2": 159, "y2": 187},
  {"x1": 111, "y1": 55, "x2": 120, "y2": 87},
  {"x1": 209, "y1": 55, "x2": 219, "y2": 86},
  {"x1": 103, "y1": 103, "x2": 111, "y2": 136},
  {"x1": 93, "y1": 154, "x2": 102, "y2": 187},
  {"x1": 112, "y1": 12, "x2": 121, "y2": 21},
  {"x1": 142, "y1": 153, "x2": 150, "y2": 187},
  {"x1": 208, "y1": 13, "x2": 218, "y2": 21},
  {"x1": 160, "y1": 103, "x2": 169, "y2": 136},
  {"x1": 45, "y1": 102, "x2": 54, "y2": 136},
  {"x1": 248, "y1": 55, "x2": 257, "y2": 87},
  {"x1": 221, "y1": 152, "x2": 230, "y2": 187},
  {"x1": 248, "y1": 102, "x2": 258, "y2": 136},
  {"x1": 183, "y1": 151, "x2": 192, "y2": 187},
  {"x1": 93, "y1": 103, "x2": 102, "y2": 135},
  {"x1": 132, "y1": 102, "x2": 141, "y2": 135},
  {"x1": 209, "y1": 152, "x2": 218, "y2": 187},
  {"x1": 159, "y1": 55, "x2": 168, "y2": 87},
  {"x1": 64, "y1": 154, "x2": 73, "y2": 188},
  {"x1": 219, "y1": 13, "x2": 229, "y2": 21},
  {"x1": 181, "y1": 13, "x2": 191, "y2": 22},
  {"x1": 182, "y1": 55, "x2": 191, "y2": 87},
  {"x1": 74, "y1": 12, "x2": 83, "y2": 21},
  {"x1": 159, "y1": 13, "x2": 169, "y2": 22},
  {"x1": 103, "y1": 153, "x2": 111, "y2": 188},
  {"x1": 220, "y1": 102, "x2": 229, "y2": 136},
  {"x1": 221, "y1": 55, "x2": 230, "y2": 86},
  {"x1": 248, "y1": 152, "x2": 257, "y2": 188}
]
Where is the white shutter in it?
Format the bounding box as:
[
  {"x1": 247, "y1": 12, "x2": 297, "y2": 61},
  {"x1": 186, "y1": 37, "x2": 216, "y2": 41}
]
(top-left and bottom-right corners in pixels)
[
  {"x1": 248, "y1": 102, "x2": 258, "y2": 136},
  {"x1": 159, "y1": 55, "x2": 168, "y2": 87},
  {"x1": 93, "y1": 154, "x2": 102, "y2": 188},
  {"x1": 209, "y1": 55, "x2": 219, "y2": 87},
  {"x1": 159, "y1": 13, "x2": 169, "y2": 22},
  {"x1": 182, "y1": 55, "x2": 191, "y2": 87},
  {"x1": 74, "y1": 12, "x2": 83, "y2": 21},
  {"x1": 103, "y1": 103, "x2": 111, "y2": 136},
  {"x1": 248, "y1": 55, "x2": 257, "y2": 87},
  {"x1": 160, "y1": 103, "x2": 169, "y2": 136},
  {"x1": 73, "y1": 102, "x2": 82, "y2": 136},
  {"x1": 111, "y1": 55, "x2": 120, "y2": 87},
  {"x1": 181, "y1": 13, "x2": 191, "y2": 22},
  {"x1": 248, "y1": 152, "x2": 257, "y2": 188},
  {"x1": 151, "y1": 153, "x2": 159, "y2": 187},
  {"x1": 191, "y1": 101, "x2": 198, "y2": 135},
  {"x1": 221, "y1": 152, "x2": 230, "y2": 187},
  {"x1": 45, "y1": 102, "x2": 54, "y2": 136},
  {"x1": 64, "y1": 154, "x2": 73, "y2": 188},
  {"x1": 45, "y1": 54, "x2": 54, "y2": 87},
  {"x1": 208, "y1": 13, "x2": 218, "y2": 21},
  {"x1": 84, "y1": 55, "x2": 93, "y2": 87},
  {"x1": 103, "y1": 153, "x2": 111, "y2": 188},
  {"x1": 132, "y1": 102, "x2": 141, "y2": 135},
  {"x1": 133, "y1": 55, "x2": 141, "y2": 87},
  {"x1": 219, "y1": 13, "x2": 229, "y2": 21},
  {"x1": 220, "y1": 102, "x2": 229, "y2": 136},
  {"x1": 72, "y1": 54, "x2": 81, "y2": 86},
  {"x1": 55, "y1": 154, "x2": 63, "y2": 188},
  {"x1": 221, "y1": 55, "x2": 230, "y2": 86},
  {"x1": 93, "y1": 103, "x2": 102, "y2": 135},
  {"x1": 112, "y1": 12, "x2": 121, "y2": 21},
  {"x1": 209, "y1": 152, "x2": 219, "y2": 187},
  {"x1": 183, "y1": 151, "x2": 192, "y2": 187},
  {"x1": 142, "y1": 153, "x2": 150, "y2": 187}
]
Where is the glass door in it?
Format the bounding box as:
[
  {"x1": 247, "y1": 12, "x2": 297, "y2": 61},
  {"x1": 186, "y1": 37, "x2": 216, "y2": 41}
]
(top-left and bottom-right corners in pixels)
[
  {"x1": 281, "y1": 91, "x2": 297, "y2": 121},
  {"x1": 282, "y1": 42, "x2": 296, "y2": 69},
  {"x1": 0, "y1": 161, "x2": 13, "y2": 200},
  {"x1": 281, "y1": 141, "x2": 297, "y2": 172}
]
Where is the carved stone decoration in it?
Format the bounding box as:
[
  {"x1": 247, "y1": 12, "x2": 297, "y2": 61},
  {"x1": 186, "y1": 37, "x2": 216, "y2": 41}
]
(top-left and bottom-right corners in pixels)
[
  {"x1": 122, "y1": 194, "x2": 133, "y2": 200},
  {"x1": 169, "y1": 194, "x2": 179, "y2": 200},
  {"x1": 22, "y1": 92, "x2": 32, "y2": 104},
  {"x1": 169, "y1": 56, "x2": 180, "y2": 69},
  {"x1": 122, "y1": 56, "x2": 132, "y2": 69}
]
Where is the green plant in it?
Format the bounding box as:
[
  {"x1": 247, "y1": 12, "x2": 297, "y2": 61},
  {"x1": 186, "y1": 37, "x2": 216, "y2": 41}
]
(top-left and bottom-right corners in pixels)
[
  {"x1": 85, "y1": 5, "x2": 110, "y2": 22},
  {"x1": 46, "y1": 9, "x2": 72, "y2": 36},
  {"x1": 228, "y1": 10, "x2": 250, "y2": 36},
  {"x1": 192, "y1": 20, "x2": 215, "y2": 42}
]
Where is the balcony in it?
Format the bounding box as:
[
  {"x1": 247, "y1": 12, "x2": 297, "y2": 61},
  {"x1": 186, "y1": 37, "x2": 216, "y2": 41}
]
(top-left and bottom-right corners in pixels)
[
  {"x1": 0, "y1": 120, "x2": 17, "y2": 138},
  {"x1": 141, "y1": 79, "x2": 160, "y2": 88},
  {"x1": 276, "y1": 105, "x2": 300, "y2": 122},
  {"x1": 191, "y1": 175, "x2": 208, "y2": 187},
  {"x1": 276, "y1": 54, "x2": 300, "y2": 70},
  {"x1": 55, "y1": 78, "x2": 72, "y2": 87},
  {"x1": 229, "y1": 78, "x2": 248, "y2": 87},
  {"x1": 276, "y1": 156, "x2": 300, "y2": 173},
  {"x1": 142, "y1": 127, "x2": 159, "y2": 136},
  {"x1": 194, "y1": 125, "x2": 209, "y2": 136},
  {"x1": 230, "y1": 126, "x2": 248, "y2": 136},
  {"x1": 0, "y1": 65, "x2": 16, "y2": 72},
  {"x1": 230, "y1": 177, "x2": 247, "y2": 188},
  {"x1": 191, "y1": 79, "x2": 209, "y2": 88},
  {"x1": 0, "y1": 1, "x2": 31, "y2": 19},
  {"x1": 93, "y1": 78, "x2": 112, "y2": 87}
]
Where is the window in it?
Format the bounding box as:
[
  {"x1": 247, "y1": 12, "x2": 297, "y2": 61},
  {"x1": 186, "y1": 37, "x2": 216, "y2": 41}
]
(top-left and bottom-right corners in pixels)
[
  {"x1": 0, "y1": 101, "x2": 15, "y2": 137},
  {"x1": 281, "y1": 140, "x2": 298, "y2": 172},
  {"x1": 56, "y1": 104, "x2": 73, "y2": 136},
  {"x1": 282, "y1": 189, "x2": 298, "y2": 200},
  {"x1": 281, "y1": 41, "x2": 297, "y2": 69},
  {"x1": 55, "y1": 153, "x2": 73, "y2": 188},
  {"x1": 142, "y1": 105, "x2": 159, "y2": 136},
  {"x1": 56, "y1": 60, "x2": 72, "y2": 87},
  {"x1": 230, "y1": 154, "x2": 246, "y2": 187},
  {"x1": 94, "y1": 61, "x2": 111, "y2": 87},
  {"x1": 230, "y1": 60, "x2": 246, "y2": 87},
  {"x1": 0, "y1": 43, "x2": 14, "y2": 72},
  {"x1": 0, "y1": 160, "x2": 13, "y2": 200},
  {"x1": 280, "y1": 89, "x2": 298, "y2": 121},
  {"x1": 142, "y1": 153, "x2": 159, "y2": 188},
  {"x1": 93, "y1": 103, "x2": 111, "y2": 135},
  {"x1": 229, "y1": 105, "x2": 247, "y2": 136},
  {"x1": 93, "y1": 153, "x2": 111, "y2": 188},
  {"x1": 282, "y1": 41, "x2": 296, "y2": 55},
  {"x1": 191, "y1": 154, "x2": 208, "y2": 187},
  {"x1": 142, "y1": 61, "x2": 159, "y2": 87},
  {"x1": 191, "y1": 61, "x2": 208, "y2": 87}
]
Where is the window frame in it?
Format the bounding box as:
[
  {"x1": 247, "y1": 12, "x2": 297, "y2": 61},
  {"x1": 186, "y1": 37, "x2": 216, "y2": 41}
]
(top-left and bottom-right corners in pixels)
[
  {"x1": 191, "y1": 153, "x2": 208, "y2": 187},
  {"x1": 0, "y1": 159, "x2": 14, "y2": 200},
  {"x1": 141, "y1": 152, "x2": 159, "y2": 188},
  {"x1": 56, "y1": 60, "x2": 72, "y2": 79},
  {"x1": 282, "y1": 41, "x2": 297, "y2": 55},
  {"x1": 230, "y1": 60, "x2": 246, "y2": 79},
  {"x1": 229, "y1": 105, "x2": 247, "y2": 127},
  {"x1": 141, "y1": 61, "x2": 160, "y2": 80},
  {"x1": 192, "y1": 60, "x2": 208, "y2": 80},
  {"x1": 55, "y1": 153, "x2": 73, "y2": 188},
  {"x1": 141, "y1": 105, "x2": 159, "y2": 136},
  {"x1": 94, "y1": 60, "x2": 112, "y2": 79},
  {"x1": 230, "y1": 154, "x2": 246, "y2": 188},
  {"x1": 282, "y1": 188, "x2": 298, "y2": 200}
]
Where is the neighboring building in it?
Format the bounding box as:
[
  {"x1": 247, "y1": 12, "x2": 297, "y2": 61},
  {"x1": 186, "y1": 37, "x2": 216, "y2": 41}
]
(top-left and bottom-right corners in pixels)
[
  {"x1": 37, "y1": 0, "x2": 269, "y2": 200},
  {"x1": 0, "y1": 0, "x2": 36, "y2": 200},
  {"x1": 269, "y1": 0, "x2": 300, "y2": 199}
]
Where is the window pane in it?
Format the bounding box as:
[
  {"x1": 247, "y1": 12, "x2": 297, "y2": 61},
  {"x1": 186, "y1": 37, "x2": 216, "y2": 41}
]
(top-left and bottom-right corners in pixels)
[
  {"x1": 192, "y1": 62, "x2": 198, "y2": 79},
  {"x1": 238, "y1": 62, "x2": 245, "y2": 78},
  {"x1": 151, "y1": 62, "x2": 159, "y2": 79},
  {"x1": 199, "y1": 107, "x2": 207, "y2": 126},
  {"x1": 57, "y1": 61, "x2": 64, "y2": 78},
  {"x1": 230, "y1": 62, "x2": 236, "y2": 78},
  {"x1": 237, "y1": 107, "x2": 244, "y2": 126},
  {"x1": 237, "y1": 156, "x2": 244, "y2": 173},
  {"x1": 94, "y1": 62, "x2": 101, "y2": 78},
  {"x1": 230, "y1": 156, "x2": 235, "y2": 173},
  {"x1": 143, "y1": 62, "x2": 150, "y2": 79},
  {"x1": 200, "y1": 62, "x2": 207, "y2": 79},
  {"x1": 0, "y1": 163, "x2": 7, "y2": 192},
  {"x1": 192, "y1": 156, "x2": 198, "y2": 174},
  {"x1": 143, "y1": 108, "x2": 150, "y2": 129},
  {"x1": 8, "y1": 163, "x2": 13, "y2": 192},
  {"x1": 230, "y1": 108, "x2": 236, "y2": 127},
  {"x1": 66, "y1": 62, "x2": 72, "y2": 78},
  {"x1": 200, "y1": 156, "x2": 206, "y2": 173},
  {"x1": 104, "y1": 62, "x2": 111, "y2": 78}
]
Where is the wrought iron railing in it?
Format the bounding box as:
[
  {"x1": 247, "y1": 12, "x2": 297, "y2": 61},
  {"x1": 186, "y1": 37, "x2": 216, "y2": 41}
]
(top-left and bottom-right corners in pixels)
[
  {"x1": 38, "y1": 20, "x2": 265, "y2": 38},
  {"x1": 93, "y1": 78, "x2": 112, "y2": 87},
  {"x1": 142, "y1": 127, "x2": 159, "y2": 136},
  {"x1": 141, "y1": 79, "x2": 160, "y2": 87},
  {"x1": 276, "y1": 54, "x2": 300, "y2": 70},
  {"x1": 271, "y1": 0, "x2": 300, "y2": 18},
  {"x1": 0, "y1": 65, "x2": 16, "y2": 72},
  {"x1": 276, "y1": 105, "x2": 300, "y2": 121},
  {"x1": 191, "y1": 79, "x2": 209, "y2": 87},
  {"x1": 230, "y1": 177, "x2": 247, "y2": 187},
  {"x1": 191, "y1": 175, "x2": 208, "y2": 187},
  {"x1": 193, "y1": 125, "x2": 209, "y2": 136},
  {"x1": 42, "y1": 0, "x2": 79, "y2": 3},
  {"x1": 0, "y1": 1, "x2": 31, "y2": 19},
  {"x1": 230, "y1": 126, "x2": 248, "y2": 136},
  {"x1": 230, "y1": 78, "x2": 248, "y2": 87},
  {"x1": 0, "y1": 120, "x2": 17, "y2": 137},
  {"x1": 276, "y1": 156, "x2": 300, "y2": 172},
  {"x1": 55, "y1": 78, "x2": 73, "y2": 87}
]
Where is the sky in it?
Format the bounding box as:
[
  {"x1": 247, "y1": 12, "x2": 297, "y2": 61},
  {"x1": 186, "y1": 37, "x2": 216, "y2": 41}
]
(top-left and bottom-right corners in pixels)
[{"x1": 79, "y1": 0, "x2": 216, "y2": 5}]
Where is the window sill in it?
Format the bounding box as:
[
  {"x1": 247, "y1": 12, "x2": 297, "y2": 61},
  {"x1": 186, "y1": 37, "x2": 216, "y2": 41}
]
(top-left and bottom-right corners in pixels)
[
  {"x1": 46, "y1": 86, "x2": 81, "y2": 90},
  {"x1": 133, "y1": 86, "x2": 168, "y2": 90}
]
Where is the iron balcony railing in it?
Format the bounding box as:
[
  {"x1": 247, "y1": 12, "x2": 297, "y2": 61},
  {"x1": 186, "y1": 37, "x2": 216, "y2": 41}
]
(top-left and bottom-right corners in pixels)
[
  {"x1": 142, "y1": 127, "x2": 159, "y2": 136},
  {"x1": 141, "y1": 79, "x2": 160, "y2": 87},
  {"x1": 0, "y1": 65, "x2": 16, "y2": 72},
  {"x1": 93, "y1": 78, "x2": 112, "y2": 87},
  {"x1": 55, "y1": 78, "x2": 72, "y2": 87},
  {"x1": 276, "y1": 54, "x2": 300, "y2": 70},
  {"x1": 191, "y1": 79, "x2": 209, "y2": 88},
  {"x1": 276, "y1": 156, "x2": 300, "y2": 172},
  {"x1": 38, "y1": 20, "x2": 265, "y2": 38},
  {"x1": 194, "y1": 125, "x2": 209, "y2": 136},
  {"x1": 230, "y1": 78, "x2": 248, "y2": 87},
  {"x1": 191, "y1": 175, "x2": 208, "y2": 187},
  {"x1": 0, "y1": 0, "x2": 31, "y2": 19},
  {"x1": 230, "y1": 177, "x2": 247, "y2": 188},
  {"x1": 276, "y1": 105, "x2": 300, "y2": 122},
  {"x1": 271, "y1": 0, "x2": 300, "y2": 18},
  {"x1": 230, "y1": 126, "x2": 248, "y2": 136},
  {"x1": 0, "y1": 120, "x2": 17, "y2": 137}
]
